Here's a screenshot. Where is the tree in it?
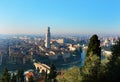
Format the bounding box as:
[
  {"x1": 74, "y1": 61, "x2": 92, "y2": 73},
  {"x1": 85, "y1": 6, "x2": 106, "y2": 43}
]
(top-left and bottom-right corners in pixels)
[
  {"x1": 81, "y1": 34, "x2": 101, "y2": 82},
  {"x1": 48, "y1": 64, "x2": 57, "y2": 82},
  {"x1": 81, "y1": 54, "x2": 101, "y2": 82},
  {"x1": 62, "y1": 66, "x2": 81, "y2": 82},
  {"x1": 87, "y1": 34, "x2": 101, "y2": 57},
  {"x1": 44, "y1": 70, "x2": 48, "y2": 82},
  {"x1": 17, "y1": 69, "x2": 24, "y2": 82},
  {"x1": 1, "y1": 68, "x2": 11, "y2": 82},
  {"x1": 36, "y1": 67, "x2": 40, "y2": 74},
  {"x1": 11, "y1": 73, "x2": 17, "y2": 82},
  {"x1": 106, "y1": 39, "x2": 120, "y2": 81}
]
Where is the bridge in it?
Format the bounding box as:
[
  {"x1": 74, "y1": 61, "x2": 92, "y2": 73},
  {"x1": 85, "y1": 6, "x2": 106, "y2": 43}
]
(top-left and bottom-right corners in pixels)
[{"x1": 34, "y1": 62, "x2": 50, "y2": 74}]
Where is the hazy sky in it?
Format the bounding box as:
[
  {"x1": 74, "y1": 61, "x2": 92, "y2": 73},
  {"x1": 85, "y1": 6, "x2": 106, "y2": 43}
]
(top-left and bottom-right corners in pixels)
[{"x1": 0, "y1": 0, "x2": 120, "y2": 34}]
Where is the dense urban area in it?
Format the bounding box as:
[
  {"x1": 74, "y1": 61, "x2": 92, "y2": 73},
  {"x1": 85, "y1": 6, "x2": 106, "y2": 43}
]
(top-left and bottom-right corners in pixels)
[{"x1": 0, "y1": 27, "x2": 119, "y2": 82}]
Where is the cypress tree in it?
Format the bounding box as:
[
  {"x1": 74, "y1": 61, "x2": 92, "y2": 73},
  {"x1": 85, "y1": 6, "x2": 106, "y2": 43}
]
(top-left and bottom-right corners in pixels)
[
  {"x1": 17, "y1": 69, "x2": 24, "y2": 82},
  {"x1": 44, "y1": 70, "x2": 48, "y2": 82},
  {"x1": 11, "y1": 73, "x2": 17, "y2": 82},
  {"x1": 48, "y1": 64, "x2": 57, "y2": 82},
  {"x1": 87, "y1": 34, "x2": 101, "y2": 58},
  {"x1": 2, "y1": 68, "x2": 11, "y2": 82},
  {"x1": 82, "y1": 34, "x2": 101, "y2": 82}
]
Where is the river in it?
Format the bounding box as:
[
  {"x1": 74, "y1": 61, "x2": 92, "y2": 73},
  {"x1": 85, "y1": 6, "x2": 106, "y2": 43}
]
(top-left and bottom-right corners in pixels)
[
  {"x1": 58, "y1": 49, "x2": 86, "y2": 70},
  {"x1": 79, "y1": 50, "x2": 86, "y2": 66}
]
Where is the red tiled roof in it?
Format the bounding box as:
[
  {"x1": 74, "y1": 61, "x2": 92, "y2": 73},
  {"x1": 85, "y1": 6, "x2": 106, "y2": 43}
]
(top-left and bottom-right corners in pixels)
[{"x1": 26, "y1": 72, "x2": 34, "y2": 79}]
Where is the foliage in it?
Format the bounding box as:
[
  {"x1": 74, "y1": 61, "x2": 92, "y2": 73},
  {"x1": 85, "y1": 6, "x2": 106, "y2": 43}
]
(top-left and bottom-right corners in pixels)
[
  {"x1": 81, "y1": 53, "x2": 102, "y2": 82},
  {"x1": 106, "y1": 39, "x2": 120, "y2": 81},
  {"x1": 81, "y1": 34, "x2": 101, "y2": 82},
  {"x1": 16, "y1": 69, "x2": 24, "y2": 82},
  {"x1": 44, "y1": 70, "x2": 48, "y2": 82},
  {"x1": 0, "y1": 68, "x2": 25, "y2": 82},
  {"x1": 1, "y1": 68, "x2": 10, "y2": 82},
  {"x1": 87, "y1": 34, "x2": 101, "y2": 57},
  {"x1": 36, "y1": 67, "x2": 40, "y2": 73},
  {"x1": 48, "y1": 64, "x2": 57, "y2": 82},
  {"x1": 11, "y1": 73, "x2": 17, "y2": 82},
  {"x1": 59, "y1": 66, "x2": 82, "y2": 82}
]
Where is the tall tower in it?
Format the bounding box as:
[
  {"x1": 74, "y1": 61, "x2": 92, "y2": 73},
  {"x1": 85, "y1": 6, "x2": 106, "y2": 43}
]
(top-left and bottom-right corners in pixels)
[{"x1": 45, "y1": 27, "x2": 51, "y2": 48}]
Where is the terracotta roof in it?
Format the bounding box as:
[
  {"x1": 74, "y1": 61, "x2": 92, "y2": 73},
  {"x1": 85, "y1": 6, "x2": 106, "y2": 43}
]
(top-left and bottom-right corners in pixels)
[{"x1": 26, "y1": 72, "x2": 34, "y2": 79}]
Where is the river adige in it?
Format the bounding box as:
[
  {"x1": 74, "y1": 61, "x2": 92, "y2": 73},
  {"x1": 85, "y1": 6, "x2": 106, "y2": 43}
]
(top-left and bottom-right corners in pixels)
[{"x1": 57, "y1": 50, "x2": 86, "y2": 70}]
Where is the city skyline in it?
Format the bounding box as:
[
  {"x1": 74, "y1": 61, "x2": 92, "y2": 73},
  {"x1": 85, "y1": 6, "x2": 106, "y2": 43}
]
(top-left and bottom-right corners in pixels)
[{"x1": 0, "y1": 0, "x2": 120, "y2": 35}]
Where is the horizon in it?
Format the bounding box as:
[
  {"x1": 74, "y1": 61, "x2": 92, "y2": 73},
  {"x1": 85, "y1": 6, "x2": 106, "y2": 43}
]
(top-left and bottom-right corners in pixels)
[{"x1": 0, "y1": 0, "x2": 120, "y2": 34}]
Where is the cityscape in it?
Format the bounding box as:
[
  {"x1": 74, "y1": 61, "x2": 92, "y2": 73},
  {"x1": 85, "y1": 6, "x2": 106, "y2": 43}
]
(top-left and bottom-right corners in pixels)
[
  {"x1": 0, "y1": 0, "x2": 120, "y2": 82},
  {"x1": 0, "y1": 27, "x2": 119, "y2": 82}
]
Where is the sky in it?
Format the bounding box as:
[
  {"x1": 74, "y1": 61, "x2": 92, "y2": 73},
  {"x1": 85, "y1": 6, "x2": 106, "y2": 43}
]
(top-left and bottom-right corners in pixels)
[{"x1": 0, "y1": 0, "x2": 120, "y2": 35}]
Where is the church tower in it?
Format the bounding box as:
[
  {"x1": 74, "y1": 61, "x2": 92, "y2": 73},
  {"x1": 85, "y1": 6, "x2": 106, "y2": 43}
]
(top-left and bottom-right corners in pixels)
[{"x1": 45, "y1": 27, "x2": 51, "y2": 48}]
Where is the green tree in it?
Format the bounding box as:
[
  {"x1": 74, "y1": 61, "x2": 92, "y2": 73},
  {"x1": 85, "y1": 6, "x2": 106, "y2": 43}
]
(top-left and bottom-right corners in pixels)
[
  {"x1": 106, "y1": 39, "x2": 120, "y2": 81},
  {"x1": 11, "y1": 73, "x2": 17, "y2": 82},
  {"x1": 61, "y1": 66, "x2": 81, "y2": 82},
  {"x1": 44, "y1": 70, "x2": 48, "y2": 82},
  {"x1": 87, "y1": 34, "x2": 101, "y2": 57},
  {"x1": 36, "y1": 67, "x2": 40, "y2": 74},
  {"x1": 1, "y1": 68, "x2": 11, "y2": 82},
  {"x1": 48, "y1": 64, "x2": 57, "y2": 82},
  {"x1": 81, "y1": 34, "x2": 101, "y2": 82},
  {"x1": 81, "y1": 54, "x2": 101, "y2": 82},
  {"x1": 17, "y1": 69, "x2": 24, "y2": 82}
]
